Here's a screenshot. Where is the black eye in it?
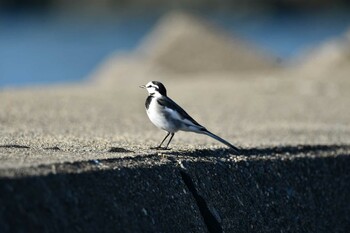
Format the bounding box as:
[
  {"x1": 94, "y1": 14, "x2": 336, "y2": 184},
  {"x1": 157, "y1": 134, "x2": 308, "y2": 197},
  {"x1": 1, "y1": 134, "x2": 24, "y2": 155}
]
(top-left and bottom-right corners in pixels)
[{"x1": 147, "y1": 85, "x2": 152, "y2": 88}]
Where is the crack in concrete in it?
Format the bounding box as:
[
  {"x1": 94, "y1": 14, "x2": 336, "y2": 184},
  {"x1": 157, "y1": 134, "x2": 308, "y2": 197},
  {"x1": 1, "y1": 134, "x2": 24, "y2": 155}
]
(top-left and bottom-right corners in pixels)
[
  {"x1": 0, "y1": 144, "x2": 30, "y2": 149},
  {"x1": 180, "y1": 170, "x2": 222, "y2": 233}
]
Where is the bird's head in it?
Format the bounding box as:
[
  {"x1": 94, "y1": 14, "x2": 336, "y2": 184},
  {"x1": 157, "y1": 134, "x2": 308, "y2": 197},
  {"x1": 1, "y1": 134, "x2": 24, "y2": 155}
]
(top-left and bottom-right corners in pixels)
[{"x1": 140, "y1": 81, "x2": 167, "y2": 96}]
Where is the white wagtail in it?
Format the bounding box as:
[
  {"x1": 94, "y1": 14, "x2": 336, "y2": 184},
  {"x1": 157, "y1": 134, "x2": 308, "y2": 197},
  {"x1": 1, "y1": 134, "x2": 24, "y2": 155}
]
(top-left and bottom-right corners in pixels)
[{"x1": 140, "y1": 81, "x2": 240, "y2": 153}]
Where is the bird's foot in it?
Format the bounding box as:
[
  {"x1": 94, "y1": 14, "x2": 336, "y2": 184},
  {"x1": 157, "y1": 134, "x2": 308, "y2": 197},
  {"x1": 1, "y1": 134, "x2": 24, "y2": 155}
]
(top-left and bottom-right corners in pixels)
[{"x1": 150, "y1": 146, "x2": 171, "y2": 150}]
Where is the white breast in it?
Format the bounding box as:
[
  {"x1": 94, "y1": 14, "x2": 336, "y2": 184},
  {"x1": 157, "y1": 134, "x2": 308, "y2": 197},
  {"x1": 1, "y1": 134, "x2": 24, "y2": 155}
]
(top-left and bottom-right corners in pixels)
[{"x1": 146, "y1": 98, "x2": 179, "y2": 133}]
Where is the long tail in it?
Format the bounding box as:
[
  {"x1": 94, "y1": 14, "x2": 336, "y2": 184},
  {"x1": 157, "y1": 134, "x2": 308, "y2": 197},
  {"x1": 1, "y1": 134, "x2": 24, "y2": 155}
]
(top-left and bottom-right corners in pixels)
[{"x1": 200, "y1": 129, "x2": 240, "y2": 153}]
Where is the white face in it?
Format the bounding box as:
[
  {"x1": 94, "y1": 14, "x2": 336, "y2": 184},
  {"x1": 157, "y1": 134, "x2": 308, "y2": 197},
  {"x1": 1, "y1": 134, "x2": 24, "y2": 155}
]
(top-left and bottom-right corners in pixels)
[{"x1": 144, "y1": 81, "x2": 159, "y2": 95}]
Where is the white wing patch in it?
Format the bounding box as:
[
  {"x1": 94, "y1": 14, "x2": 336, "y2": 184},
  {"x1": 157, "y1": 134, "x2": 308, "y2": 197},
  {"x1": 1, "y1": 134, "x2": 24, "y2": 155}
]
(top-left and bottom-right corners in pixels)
[
  {"x1": 164, "y1": 106, "x2": 202, "y2": 132},
  {"x1": 163, "y1": 106, "x2": 182, "y2": 121}
]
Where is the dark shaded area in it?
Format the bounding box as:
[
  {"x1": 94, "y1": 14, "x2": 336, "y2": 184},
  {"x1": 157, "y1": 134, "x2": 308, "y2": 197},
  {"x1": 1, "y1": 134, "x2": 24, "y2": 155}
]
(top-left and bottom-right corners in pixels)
[
  {"x1": 187, "y1": 155, "x2": 350, "y2": 232},
  {"x1": 0, "y1": 145, "x2": 349, "y2": 232},
  {"x1": 0, "y1": 164, "x2": 206, "y2": 233},
  {"x1": 180, "y1": 170, "x2": 222, "y2": 233}
]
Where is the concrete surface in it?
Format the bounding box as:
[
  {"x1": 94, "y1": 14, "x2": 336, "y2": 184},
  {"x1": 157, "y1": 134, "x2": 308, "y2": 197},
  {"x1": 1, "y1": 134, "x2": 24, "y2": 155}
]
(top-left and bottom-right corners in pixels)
[{"x1": 1, "y1": 12, "x2": 350, "y2": 233}]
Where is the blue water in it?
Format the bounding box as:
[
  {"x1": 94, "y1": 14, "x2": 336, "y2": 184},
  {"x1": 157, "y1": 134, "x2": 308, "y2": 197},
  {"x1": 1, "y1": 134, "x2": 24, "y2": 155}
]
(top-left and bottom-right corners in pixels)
[
  {"x1": 210, "y1": 10, "x2": 350, "y2": 58},
  {"x1": 0, "y1": 12, "x2": 157, "y2": 87},
  {"x1": 1, "y1": 10, "x2": 350, "y2": 88}
]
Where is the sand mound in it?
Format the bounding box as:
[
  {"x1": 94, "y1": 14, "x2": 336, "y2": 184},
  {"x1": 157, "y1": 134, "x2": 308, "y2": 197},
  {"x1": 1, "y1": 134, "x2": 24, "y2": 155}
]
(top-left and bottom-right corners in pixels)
[
  {"x1": 91, "y1": 11, "x2": 280, "y2": 85},
  {"x1": 138, "y1": 12, "x2": 278, "y2": 73},
  {"x1": 296, "y1": 28, "x2": 350, "y2": 78}
]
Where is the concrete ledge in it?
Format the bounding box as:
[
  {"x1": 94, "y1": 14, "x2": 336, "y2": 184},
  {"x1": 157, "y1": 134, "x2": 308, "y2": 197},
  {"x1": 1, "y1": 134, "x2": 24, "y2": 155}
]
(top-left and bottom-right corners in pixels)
[{"x1": 1, "y1": 145, "x2": 349, "y2": 233}]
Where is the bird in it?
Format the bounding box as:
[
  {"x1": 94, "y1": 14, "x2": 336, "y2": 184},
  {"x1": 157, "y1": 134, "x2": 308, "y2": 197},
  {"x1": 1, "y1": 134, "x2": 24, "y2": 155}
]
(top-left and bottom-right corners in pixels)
[{"x1": 140, "y1": 81, "x2": 240, "y2": 153}]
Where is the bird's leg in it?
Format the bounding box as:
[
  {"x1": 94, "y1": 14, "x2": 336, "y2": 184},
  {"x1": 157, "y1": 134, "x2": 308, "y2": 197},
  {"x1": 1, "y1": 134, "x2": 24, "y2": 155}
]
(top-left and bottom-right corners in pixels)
[
  {"x1": 164, "y1": 133, "x2": 175, "y2": 149},
  {"x1": 158, "y1": 132, "x2": 170, "y2": 148},
  {"x1": 151, "y1": 132, "x2": 170, "y2": 149}
]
